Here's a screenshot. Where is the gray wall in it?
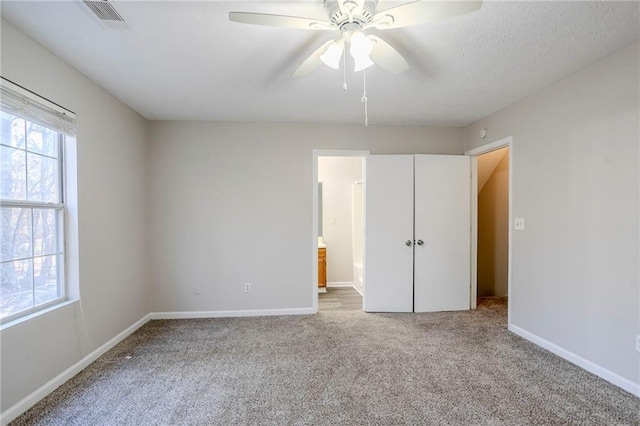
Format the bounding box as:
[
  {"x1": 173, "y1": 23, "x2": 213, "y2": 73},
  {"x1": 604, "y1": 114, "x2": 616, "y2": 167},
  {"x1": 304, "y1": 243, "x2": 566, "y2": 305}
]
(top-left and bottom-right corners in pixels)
[
  {"x1": 148, "y1": 121, "x2": 463, "y2": 312},
  {"x1": 464, "y1": 41, "x2": 639, "y2": 385},
  {"x1": 477, "y1": 152, "x2": 509, "y2": 297},
  {"x1": 0, "y1": 20, "x2": 150, "y2": 411}
]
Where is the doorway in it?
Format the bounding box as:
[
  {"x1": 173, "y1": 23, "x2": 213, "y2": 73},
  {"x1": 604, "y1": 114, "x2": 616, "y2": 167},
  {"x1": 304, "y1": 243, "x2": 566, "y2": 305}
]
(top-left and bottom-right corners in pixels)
[
  {"x1": 466, "y1": 137, "x2": 513, "y2": 324},
  {"x1": 312, "y1": 150, "x2": 368, "y2": 313}
]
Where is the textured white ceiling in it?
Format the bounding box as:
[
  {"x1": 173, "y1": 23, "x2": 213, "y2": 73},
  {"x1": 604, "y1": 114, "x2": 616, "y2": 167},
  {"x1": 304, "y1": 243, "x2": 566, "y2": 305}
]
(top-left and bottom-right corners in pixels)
[{"x1": 1, "y1": 1, "x2": 638, "y2": 126}]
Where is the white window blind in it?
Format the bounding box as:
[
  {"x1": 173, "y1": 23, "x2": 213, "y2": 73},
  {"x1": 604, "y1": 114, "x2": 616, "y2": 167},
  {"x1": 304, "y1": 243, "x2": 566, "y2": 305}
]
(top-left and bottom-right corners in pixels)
[{"x1": 0, "y1": 78, "x2": 76, "y2": 136}]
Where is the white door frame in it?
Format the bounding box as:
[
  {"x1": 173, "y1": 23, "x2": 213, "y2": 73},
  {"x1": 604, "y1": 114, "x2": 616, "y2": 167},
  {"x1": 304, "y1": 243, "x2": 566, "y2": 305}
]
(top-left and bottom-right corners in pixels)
[
  {"x1": 312, "y1": 149, "x2": 369, "y2": 313},
  {"x1": 465, "y1": 136, "x2": 513, "y2": 325}
]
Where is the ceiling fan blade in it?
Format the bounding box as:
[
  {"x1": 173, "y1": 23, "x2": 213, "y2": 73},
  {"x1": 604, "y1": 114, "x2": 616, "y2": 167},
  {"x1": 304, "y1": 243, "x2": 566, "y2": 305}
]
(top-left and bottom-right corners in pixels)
[
  {"x1": 370, "y1": 0, "x2": 482, "y2": 30},
  {"x1": 229, "y1": 12, "x2": 335, "y2": 30},
  {"x1": 293, "y1": 40, "x2": 336, "y2": 78},
  {"x1": 368, "y1": 35, "x2": 409, "y2": 74}
]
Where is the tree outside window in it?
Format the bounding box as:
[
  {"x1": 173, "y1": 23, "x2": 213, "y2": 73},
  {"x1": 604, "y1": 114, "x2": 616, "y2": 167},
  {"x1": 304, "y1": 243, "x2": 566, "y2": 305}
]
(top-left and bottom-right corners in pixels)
[{"x1": 1, "y1": 110, "x2": 65, "y2": 321}]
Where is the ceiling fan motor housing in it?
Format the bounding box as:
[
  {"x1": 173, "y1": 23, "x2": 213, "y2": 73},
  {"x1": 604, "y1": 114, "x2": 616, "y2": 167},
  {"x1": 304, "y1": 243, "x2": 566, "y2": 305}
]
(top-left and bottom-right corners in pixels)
[{"x1": 325, "y1": 0, "x2": 377, "y2": 28}]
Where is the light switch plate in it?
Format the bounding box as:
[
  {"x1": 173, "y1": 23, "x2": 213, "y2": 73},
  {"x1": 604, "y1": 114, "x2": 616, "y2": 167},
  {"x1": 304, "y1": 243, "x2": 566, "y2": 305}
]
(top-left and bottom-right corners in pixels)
[
  {"x1": 514, "y1": 217, "x2": 525, "y2": 231},
  {"x1": 636, "y1": 335, "x2": 640, "y2": 353}
]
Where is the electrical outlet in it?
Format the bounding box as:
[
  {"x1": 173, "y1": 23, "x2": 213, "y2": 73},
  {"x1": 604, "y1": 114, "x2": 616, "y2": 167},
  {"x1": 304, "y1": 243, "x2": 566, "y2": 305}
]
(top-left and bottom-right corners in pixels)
[
  {"x1": 194, "y1": 284, "x2": 201, "y2": 295},
  {"x1": 244, "y1": 282, "x2": 251, "y2": 293},
  {"x1": 514, "y1": 217, "x2": 525, "y2": 231},
  {"x1": 636, "y1": 335, "x2": 640, "y2": 353}
]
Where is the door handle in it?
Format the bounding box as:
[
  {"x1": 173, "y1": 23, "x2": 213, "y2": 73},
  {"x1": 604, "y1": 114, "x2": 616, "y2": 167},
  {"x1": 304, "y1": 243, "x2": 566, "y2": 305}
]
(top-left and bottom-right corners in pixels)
[
  {"x1": 417, "y1": 239, "x2": 424, "y2": 246},
  {"x1": 405, "y1": 240, "x2": 413, "y2": 246}
]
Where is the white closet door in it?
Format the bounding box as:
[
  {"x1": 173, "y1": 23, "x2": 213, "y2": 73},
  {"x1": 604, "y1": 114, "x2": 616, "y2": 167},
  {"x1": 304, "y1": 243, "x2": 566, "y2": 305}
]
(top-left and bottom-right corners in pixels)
[
  {"x1": 364, "y1": 155, "x2": 414, "y2": 312},
  {"x1": 414, "y1": 155, "x2": 471, "y2": 312}
]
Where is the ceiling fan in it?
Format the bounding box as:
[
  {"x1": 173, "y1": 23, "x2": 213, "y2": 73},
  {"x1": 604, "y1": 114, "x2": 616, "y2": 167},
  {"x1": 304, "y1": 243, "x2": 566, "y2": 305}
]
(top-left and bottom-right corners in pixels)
[{"x1": 229, "y1": 0, "x2": 483, "y2": 77}]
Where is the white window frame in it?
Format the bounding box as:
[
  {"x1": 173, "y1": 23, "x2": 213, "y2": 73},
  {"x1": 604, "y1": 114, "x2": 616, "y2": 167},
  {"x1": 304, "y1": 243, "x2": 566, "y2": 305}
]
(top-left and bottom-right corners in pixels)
[{"x1": 0, "y1": 78, "x2": 76, "y2": 325}]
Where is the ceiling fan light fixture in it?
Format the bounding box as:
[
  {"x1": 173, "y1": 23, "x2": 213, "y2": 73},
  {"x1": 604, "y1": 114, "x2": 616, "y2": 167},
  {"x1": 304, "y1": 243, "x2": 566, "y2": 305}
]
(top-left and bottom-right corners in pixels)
[
  {"x1": 320, "y1": 40, "x2": 345, "y2": 69},
  {"x1": 353, "y1": 55, "x2": 375, "y2": 72},
  {"x1": 350, "y1": 31, "x2": 375, "y2": 72},
  {"x1": 229, "y1": 0, "x2": 484, "y2": 125}
]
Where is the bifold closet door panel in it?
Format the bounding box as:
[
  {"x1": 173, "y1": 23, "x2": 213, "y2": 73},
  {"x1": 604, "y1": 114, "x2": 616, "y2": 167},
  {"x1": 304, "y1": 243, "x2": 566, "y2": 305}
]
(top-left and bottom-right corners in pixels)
[
  {"x1": 414, "y1": 155, "x2": 471, "y2": 312},
  {"x1": 364, "y1": 155, "x2": 414, "y2": 312}
]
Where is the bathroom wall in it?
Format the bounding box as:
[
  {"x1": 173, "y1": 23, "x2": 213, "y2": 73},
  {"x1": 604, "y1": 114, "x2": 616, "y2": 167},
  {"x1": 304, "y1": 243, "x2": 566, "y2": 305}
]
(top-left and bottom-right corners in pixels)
[
  {"x1": 352, "y1": 183, "x2": 364, "y2": 258},
  {"x1": 318, "y1": 156, "x2": 363, "y2": 284}
]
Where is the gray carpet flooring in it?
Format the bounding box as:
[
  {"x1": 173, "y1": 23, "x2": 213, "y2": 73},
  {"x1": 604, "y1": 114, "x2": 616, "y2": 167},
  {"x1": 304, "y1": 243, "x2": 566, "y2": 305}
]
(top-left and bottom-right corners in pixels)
[{"x1": 11, "y1": 293, "x2": 639, "y2": 425}]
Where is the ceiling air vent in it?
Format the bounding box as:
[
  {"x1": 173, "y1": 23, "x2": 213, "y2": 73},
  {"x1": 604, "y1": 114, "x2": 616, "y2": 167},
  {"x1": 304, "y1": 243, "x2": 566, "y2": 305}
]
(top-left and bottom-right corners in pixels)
[{"x1": 82, "y1": 0, "x2": 132, "y2": 29}]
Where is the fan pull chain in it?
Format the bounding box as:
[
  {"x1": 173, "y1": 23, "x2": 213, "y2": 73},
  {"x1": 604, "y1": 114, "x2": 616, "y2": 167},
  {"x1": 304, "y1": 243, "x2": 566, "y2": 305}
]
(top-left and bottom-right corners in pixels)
[
  {"x1": 361, "y1": 69, "x2": 369, "y2": 127},
  {"x1": 343, "y1": 53, "x2": 348, "y2": 91}
]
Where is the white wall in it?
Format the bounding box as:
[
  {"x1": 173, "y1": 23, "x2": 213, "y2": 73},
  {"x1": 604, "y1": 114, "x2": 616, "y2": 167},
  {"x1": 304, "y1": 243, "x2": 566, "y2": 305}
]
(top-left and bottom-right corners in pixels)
[
  {"x1": 318, "y1": 156, "x2": 362, "y2": 283},
  {"x1": 352, "y1": 181, "x2": 364, "y2": 266},
  {"x1": 148, "y1": 121, "x2": 463, "y2": 312},
  {"x1": 0, "y1": 19, "x2": 150, "y2": 412},
  {"x1": 464, "y1": 42, "x2": 639, "y2": 388}
]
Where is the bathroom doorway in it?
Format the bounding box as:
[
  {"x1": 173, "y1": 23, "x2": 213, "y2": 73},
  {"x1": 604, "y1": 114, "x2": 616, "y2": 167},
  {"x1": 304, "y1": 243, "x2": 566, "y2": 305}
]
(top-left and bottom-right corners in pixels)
[{"x1": 312, "y1": 150, "x2": 367, "y2": 313}]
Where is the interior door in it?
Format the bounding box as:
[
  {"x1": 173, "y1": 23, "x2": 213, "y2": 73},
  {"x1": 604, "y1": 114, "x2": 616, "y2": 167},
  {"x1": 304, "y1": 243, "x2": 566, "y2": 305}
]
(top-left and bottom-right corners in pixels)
[
  {"x1": 414, "y1": 155, "x2": 471, "y2": 312},
  {"x1": 364, "y1": 155, "x2": 414, "y2": 312}
]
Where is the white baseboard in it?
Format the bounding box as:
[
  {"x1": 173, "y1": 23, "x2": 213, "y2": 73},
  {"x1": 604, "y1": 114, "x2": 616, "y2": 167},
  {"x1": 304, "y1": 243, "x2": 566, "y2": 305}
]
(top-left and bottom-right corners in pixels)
[
  {"x1": 327, "y1": 282, "x2": 363, "y2": 296},
  {"x1": 1, "y1": 314, "x2": 151, "y2": 426},
  {"x1": 508, "y1": 324, "x2": 640, "y2": 397},
  {"x1": 150, "y1": 307, "x2": 315, "y2": 320},
  {"x1": 327, "y1": 282, "x2": 355, "y2": 288}
]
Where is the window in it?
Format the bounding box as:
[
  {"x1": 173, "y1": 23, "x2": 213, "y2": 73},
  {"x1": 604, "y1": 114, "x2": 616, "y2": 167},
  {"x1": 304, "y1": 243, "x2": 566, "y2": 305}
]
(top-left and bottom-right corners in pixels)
[{"x1": 0, "y1": 80, "x2": 75, "y2": 323}]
